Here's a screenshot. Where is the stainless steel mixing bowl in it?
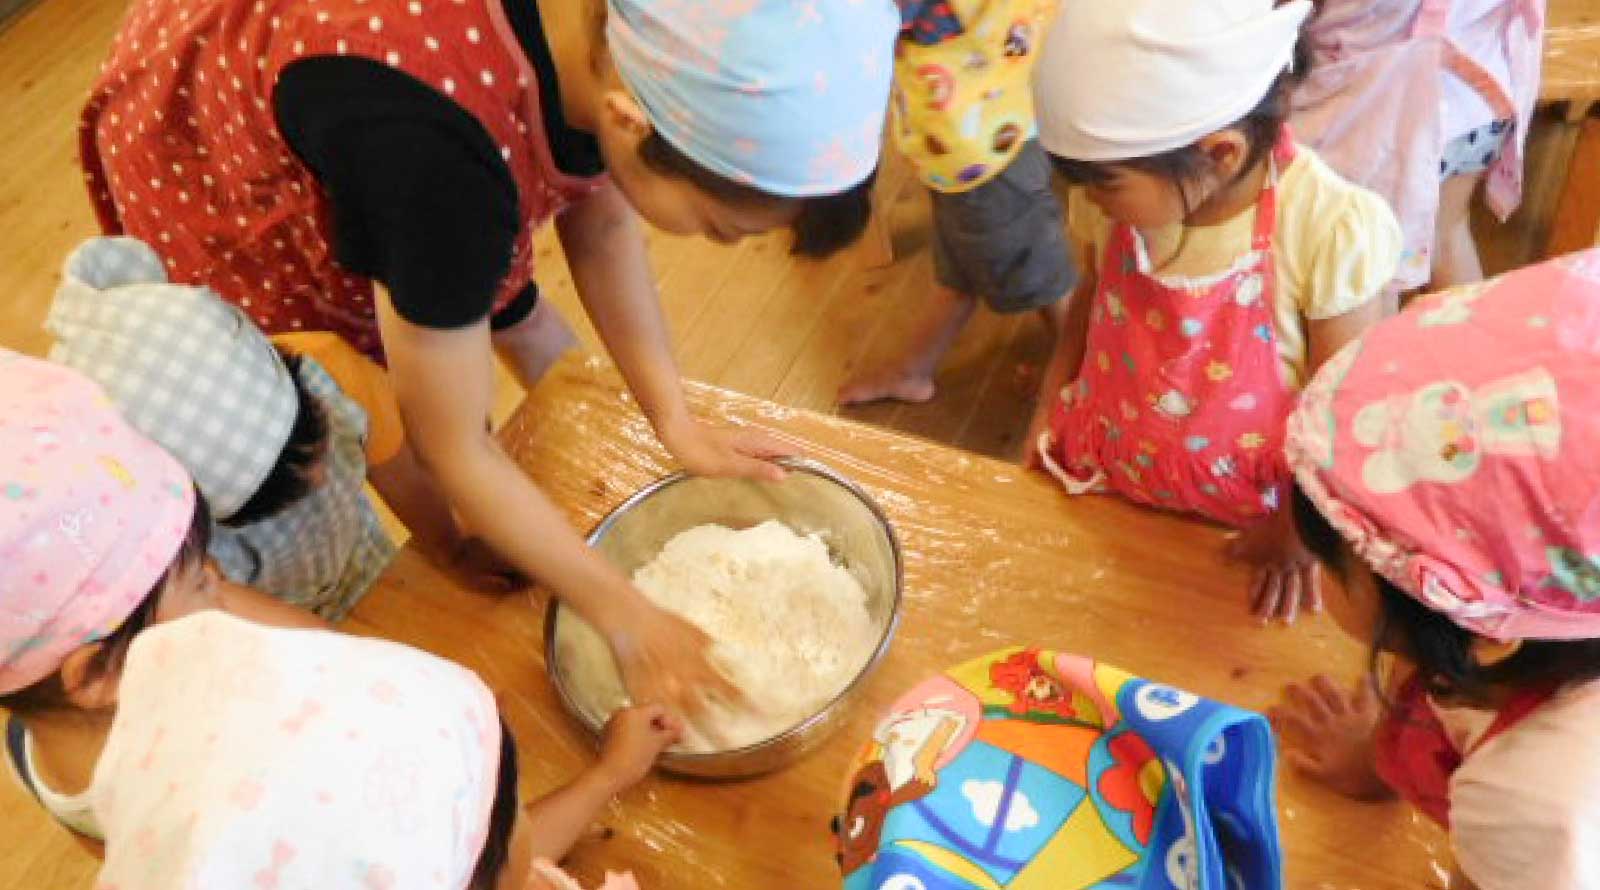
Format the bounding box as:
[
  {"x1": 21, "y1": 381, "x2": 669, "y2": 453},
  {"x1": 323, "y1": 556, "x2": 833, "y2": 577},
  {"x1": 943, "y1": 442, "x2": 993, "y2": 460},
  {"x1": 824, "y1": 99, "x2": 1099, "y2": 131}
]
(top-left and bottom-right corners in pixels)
[{"x1": 544, "y1": 457, "x2": 902, "y2": 779}]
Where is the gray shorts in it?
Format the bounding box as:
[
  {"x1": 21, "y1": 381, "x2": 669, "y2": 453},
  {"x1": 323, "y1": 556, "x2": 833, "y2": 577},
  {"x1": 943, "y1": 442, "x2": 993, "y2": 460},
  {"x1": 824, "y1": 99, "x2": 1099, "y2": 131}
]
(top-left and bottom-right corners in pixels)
[{"x1": 930, "y1": 140, "x2": 1076, "y2": 313}]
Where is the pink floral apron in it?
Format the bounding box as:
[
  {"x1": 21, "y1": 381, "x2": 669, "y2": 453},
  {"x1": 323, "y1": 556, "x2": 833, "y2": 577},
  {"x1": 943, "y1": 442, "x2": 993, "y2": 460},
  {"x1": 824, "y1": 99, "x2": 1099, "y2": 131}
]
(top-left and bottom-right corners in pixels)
[{"x1": 1038, "y1": 138, "x2": 1297, "y2": 528}]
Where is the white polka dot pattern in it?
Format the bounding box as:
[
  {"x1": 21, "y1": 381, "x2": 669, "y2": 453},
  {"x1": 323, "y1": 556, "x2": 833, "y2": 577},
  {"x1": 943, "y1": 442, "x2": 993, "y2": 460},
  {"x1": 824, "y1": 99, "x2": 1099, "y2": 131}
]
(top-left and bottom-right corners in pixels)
[{"x1": 78, "y1": 0, "x2": 604, "y2": 359}]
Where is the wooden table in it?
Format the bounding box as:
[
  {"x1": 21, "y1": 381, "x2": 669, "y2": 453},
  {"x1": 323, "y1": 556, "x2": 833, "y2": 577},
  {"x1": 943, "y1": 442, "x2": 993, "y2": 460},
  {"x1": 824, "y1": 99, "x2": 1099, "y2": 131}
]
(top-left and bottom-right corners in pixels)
[
  {"x1": 348, "y1": 354, "x2": 1448, "y2": 889},
  {"x1": 1545, "y1": 0, "x2": 1600, "y2": 255}
]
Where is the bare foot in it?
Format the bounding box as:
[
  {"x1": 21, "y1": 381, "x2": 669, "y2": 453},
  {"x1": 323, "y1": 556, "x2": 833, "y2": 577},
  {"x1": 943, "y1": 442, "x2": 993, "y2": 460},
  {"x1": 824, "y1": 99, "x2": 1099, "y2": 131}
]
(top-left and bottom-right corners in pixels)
[
  {"x1": 838, "y1": 366, "x2": 938, "y2": 406},
  {"x1": 1269, "y1": 675, "x2": 1396, "y2": 801}
]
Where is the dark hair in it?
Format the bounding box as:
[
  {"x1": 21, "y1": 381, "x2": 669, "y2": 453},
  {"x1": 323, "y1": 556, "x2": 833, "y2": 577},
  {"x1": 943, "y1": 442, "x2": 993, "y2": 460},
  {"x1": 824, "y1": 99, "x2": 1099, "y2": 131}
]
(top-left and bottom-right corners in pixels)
[
  {"x1": 1049, "y1": 40, "x2": 1313, "y2": 212},
  {"x1": 469, "y1": 718, "x2": 520, "y2": 890},
  {"x1": 224, "y1": 351, "x2": 329, "y2": 527},
  {"x1": 0, "y1": 492, "x2": 213, "y2": 716},
  {"x1": 1292, "y1": 484, "x2": 1600, "y2": 704},
  {"x1": 637, "y1": 132, "x2": 876, "y2": 259}
]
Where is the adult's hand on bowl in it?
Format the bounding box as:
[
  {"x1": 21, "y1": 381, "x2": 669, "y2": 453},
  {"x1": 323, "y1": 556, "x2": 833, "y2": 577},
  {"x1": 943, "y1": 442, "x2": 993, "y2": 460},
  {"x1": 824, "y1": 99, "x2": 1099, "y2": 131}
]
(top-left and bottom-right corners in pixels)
[
  {"x1": 607, "y1": 605, "x2": 749, "y2": 727},
  {"x1": 657, "y1": 415, "x2": 797, "y2": 483}
]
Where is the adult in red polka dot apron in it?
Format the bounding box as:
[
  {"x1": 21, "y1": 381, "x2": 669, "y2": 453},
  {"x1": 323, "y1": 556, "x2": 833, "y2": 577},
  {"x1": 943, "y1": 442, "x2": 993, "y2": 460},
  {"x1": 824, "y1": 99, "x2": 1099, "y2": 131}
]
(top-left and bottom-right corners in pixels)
[
  {"x1": 80, "y1": 0, "x2": 594, "y2": 358},
  {"x1": 1038, "y1": 137, "x2": 1298, "y2": 527}
]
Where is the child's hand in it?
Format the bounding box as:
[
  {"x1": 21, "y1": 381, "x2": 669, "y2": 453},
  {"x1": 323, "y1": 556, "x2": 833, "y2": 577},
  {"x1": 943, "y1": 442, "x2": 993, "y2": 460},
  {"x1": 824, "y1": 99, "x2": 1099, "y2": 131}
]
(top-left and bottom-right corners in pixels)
[
  {"x1": 607, "y1": 605, "x2": 747, "y2": 724},
  {"x1": 658, "y1": 416, "x2": 797, "y2": 483},
  {"x1": 446, "y1": 537, "x2": 527, "y2": 594},
  {"x1": 1268, "y1": 675, "x2": 1396, "y2": 801},
  {"x1": 597, "y1": 704, "x2": 684, "y2": 791},
  {"x1": 1227, "y1": 509, "x2": 1323, "y2": 624}
]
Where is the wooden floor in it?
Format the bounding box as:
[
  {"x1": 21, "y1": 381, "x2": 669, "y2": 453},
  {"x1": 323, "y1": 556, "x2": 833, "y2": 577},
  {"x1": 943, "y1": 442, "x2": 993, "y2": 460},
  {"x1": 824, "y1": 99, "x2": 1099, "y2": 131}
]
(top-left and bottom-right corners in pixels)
[{"x1": 0, "y1": 0, "x2": 1592, "y2": 880}]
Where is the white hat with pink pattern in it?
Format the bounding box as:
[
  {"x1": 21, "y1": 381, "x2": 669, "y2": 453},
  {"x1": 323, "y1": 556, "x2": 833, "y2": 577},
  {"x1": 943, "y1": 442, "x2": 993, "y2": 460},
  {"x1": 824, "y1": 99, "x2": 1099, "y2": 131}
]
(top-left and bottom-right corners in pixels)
[{"x1": 90, "y1": 610, "x2": 502, "y2": 889}]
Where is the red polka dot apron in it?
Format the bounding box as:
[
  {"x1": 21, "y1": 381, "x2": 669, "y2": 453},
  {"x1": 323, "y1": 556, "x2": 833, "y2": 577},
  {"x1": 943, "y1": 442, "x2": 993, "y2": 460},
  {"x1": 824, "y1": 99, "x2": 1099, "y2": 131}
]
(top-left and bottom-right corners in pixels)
[
  {"x1": 1038, "y1": 138, "x2": 1297, "y2": 527},
  {"x1": 80, "y1": 0, "x2": 601, "y2": 360},
  {"x1": 1374, "y1": 675, "x2": 1557, "y2": 827}
]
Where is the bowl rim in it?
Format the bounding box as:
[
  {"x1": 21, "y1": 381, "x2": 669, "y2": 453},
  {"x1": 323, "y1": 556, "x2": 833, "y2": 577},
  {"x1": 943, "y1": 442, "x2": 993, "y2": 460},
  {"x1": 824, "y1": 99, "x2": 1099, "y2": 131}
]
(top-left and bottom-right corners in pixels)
[{"x1": 542, "y1": 456, "x2": 904, "y2": 765}]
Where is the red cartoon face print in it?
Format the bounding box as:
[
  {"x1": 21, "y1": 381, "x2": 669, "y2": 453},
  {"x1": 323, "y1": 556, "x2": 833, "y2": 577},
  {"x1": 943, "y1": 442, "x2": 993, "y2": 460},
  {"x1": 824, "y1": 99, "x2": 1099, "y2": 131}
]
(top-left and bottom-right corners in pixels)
[{"x1": 989, "y1": 648, "x2": 1077, "y2": 719}]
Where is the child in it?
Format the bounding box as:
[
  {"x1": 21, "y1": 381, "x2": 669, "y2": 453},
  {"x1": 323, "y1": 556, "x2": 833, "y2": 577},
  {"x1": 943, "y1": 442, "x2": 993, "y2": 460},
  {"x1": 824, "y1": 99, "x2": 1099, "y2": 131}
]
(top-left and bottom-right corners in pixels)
[
  {"x1": 88, "y1": 609, "x2": 673, "y2": 888},
  {"x1": 1028, "y1": 0, "x2": 1401, "y2": 622},
  {"x1": 1, "y1": 353, "x2": 675, "y2": 857},
  {"x1": 1270, "y1": 252, "x2": 1600, "y2": 890},
  {"x1": 1291, "y1": 0, "x2": 1544, "y2": 292},
  {"x1": 46, "y1": 237, "x2": 516, "y2": 621},
  {"x1": 78, "y1": 0, "x2": 904, "y2": 720},
  {"x1": 838, "y1": 0, "x2": 1076, "y2": 407},
  {"x1": 1, "y1": 349, "x2": 323, "y2": 838}
]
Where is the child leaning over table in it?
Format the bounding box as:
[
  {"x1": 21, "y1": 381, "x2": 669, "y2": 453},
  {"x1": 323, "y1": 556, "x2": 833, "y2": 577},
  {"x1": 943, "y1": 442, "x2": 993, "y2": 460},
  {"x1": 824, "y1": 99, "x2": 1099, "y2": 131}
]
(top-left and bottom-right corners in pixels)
[
  {"x1": 838, "y1": 0, "x2": 1077, "y2": 407},
  {"x1": 0, "y1": 353, "x2": 679, "y2": 866},
  {"x1": 1026, "y1": 0, "x2": 1401, "y2": 623},
  {"x1": 45, "y1": 237, "x2": 519, "y2": 621},
  {"x1": 1270, "y1": 252, "x2": 1600, "y2": 890}
]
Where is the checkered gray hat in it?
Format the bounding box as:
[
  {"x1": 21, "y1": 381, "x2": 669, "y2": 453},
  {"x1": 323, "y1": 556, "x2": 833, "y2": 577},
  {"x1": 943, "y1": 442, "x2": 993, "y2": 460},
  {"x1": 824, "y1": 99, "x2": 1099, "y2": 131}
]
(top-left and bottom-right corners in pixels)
[{"x1": 46, "y1": 237, "x2": 298, "y2": 520}]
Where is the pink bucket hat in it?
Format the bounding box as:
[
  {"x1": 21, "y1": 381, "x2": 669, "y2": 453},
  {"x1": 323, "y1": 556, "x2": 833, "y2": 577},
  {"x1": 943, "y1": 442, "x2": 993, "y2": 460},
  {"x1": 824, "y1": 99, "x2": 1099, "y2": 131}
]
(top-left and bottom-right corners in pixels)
[
  {"x1": 0, "y1": 350, "x2": 195, "y2": 694},
  {"x1": 1287, "y1": 250, "x2": 1600, "y2": 641}
]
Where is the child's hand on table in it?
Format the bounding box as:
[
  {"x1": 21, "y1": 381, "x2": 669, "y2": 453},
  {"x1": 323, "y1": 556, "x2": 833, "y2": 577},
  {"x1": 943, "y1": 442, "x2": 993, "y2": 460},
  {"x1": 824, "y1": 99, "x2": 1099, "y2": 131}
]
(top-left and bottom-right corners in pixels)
[
  {"x1": 1227, "y1": 507, "x2": 1323, "y2": 624},
  {"x1": 445, "y1": 536, "x2": 528, "y2": 594},
  {"x1": 657, "y1": 416, "x2": 797, "y2": 483},
  {"x1": 598, "y1": 705, "x2": 684, "y2": 791},
  {"x1": 1268, "y1": 675, "x2": 1396, "y2": 801}
]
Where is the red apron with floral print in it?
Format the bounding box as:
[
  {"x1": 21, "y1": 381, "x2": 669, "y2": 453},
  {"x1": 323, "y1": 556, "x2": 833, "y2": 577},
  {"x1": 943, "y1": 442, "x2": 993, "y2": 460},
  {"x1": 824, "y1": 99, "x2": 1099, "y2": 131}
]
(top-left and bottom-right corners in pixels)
[
  {"x1": 80, "y1": 0, "x2": 601, "y2": 360},
  {"x1": 1039, "y1": 139, "x2": 1297, "y2": 527},
  {"x1": 1374, "y1": 675, "x2": 1556, "y2": 827}
]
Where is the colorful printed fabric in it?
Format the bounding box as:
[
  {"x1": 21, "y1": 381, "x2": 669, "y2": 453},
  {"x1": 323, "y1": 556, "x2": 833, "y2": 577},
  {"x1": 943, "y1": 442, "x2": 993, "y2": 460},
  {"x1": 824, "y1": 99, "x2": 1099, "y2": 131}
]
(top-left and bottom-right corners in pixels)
[
  {"x1": 1287, "y1": 249, "x2": 1600, "y2": 641},
  {"x1": 91, "y1": 610, "x2": 501, "y2": 890},
  {"x1": 891, "y1": 0, "x2": 1057, "y2": 192},
  {"x1": 1038, "y1": 138, "x2": 1297, "y2": 527},
  {"x1": 48, "y1": 237, "x2": 297, "y2": 521},
  {"x1": 0, "y1": 350, "x2": 195, "y2": 695},
  {"x1": 607, "y1": 0, "x2": 898, "y2": 197},
  {"x1": 834, "y1": 648, "x2": 1282, "y2": 890}
]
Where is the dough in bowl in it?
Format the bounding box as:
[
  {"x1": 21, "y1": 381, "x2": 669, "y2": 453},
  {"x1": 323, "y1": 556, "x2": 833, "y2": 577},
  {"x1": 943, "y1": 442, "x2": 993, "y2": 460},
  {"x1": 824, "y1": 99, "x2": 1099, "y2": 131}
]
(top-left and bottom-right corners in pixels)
[{"x1": 560, "y1": 520, "x2": 880, "y2": 752}]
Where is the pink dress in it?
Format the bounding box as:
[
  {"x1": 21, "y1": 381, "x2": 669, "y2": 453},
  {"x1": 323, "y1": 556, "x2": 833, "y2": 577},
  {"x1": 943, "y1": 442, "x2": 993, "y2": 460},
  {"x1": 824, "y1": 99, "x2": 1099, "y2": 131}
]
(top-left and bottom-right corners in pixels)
[{"x1": 1290, "y1": 0, "x2": 1544, "y2": 290}]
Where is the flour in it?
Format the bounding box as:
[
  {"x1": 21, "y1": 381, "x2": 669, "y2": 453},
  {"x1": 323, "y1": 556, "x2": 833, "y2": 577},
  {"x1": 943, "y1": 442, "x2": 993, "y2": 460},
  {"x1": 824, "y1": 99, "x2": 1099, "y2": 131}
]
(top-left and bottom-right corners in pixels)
[{"x1": 560, "y1": 520, "x2": 880, "y2": 753}]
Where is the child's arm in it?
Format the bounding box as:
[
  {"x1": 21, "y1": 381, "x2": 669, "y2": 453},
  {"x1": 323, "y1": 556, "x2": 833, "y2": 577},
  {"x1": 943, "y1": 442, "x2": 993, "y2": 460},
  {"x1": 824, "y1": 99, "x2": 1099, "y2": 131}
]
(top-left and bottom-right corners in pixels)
[
  {"x1": 525, "y1": 705, "x2": 683, "y2": 861},
  {"x1": 1267, "y1": 675, "x2": 1395, "y2": 801},
  {"x1": 1307, "y1": 297, "x2": 1385, "y2": 376},
  {"x1": 1023, "y1": 246, "x2": 1098, "y2": 465},
  {"x1": 375, "y1": 295, "x2": 742, "y2": 720},
  {"x1": 554, "y1": 182, "x2": 797, "y2": 480},
  {"x1": 367, "y1": 441, "x2": 524, "y2": 594}
]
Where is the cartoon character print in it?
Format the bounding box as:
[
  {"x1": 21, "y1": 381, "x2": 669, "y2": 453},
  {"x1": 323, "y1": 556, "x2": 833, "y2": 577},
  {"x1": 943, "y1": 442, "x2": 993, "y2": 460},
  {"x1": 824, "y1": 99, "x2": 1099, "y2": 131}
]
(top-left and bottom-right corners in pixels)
[
  {"x1": 834, "y1": 706, "x2": 969, "y2": 874},
  {"x1": 989, "y1": 648, "x2": 1077, "y2": 719},
  {"x1": 1545, "y1": 547, "x2": 1600, "y2": 603},
  {"x1": 903, "y1": 0, "x2": 966, "y2": 46},
  {"x1": 1353, "y1": 368, "x2": 1561, "y2": 494},
  {"x1": 1415, "y1": 279, "x2": 1494, "y2": 328},
  {"x1": 1232, "y1": 274, "x2": 1264, "y2": 309},
  {"x1": 1151, "y1": 389, "x2": 1196, "y2": 421},
  {"x1": 1002, "y1": 20, "x2": 1033, "y2": 57}
]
